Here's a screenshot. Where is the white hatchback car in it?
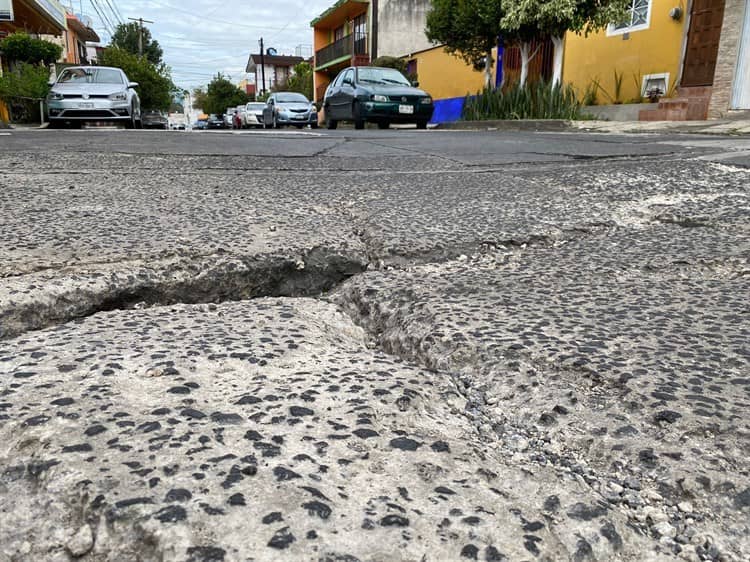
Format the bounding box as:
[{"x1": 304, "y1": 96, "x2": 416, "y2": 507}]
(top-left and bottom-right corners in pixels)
[{"x1": 47, "y1": 66, "x2": 141, "y2": 128}]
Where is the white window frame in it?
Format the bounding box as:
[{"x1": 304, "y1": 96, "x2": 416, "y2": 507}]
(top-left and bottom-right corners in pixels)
[
  {"x1": 0, "y1": 0, "x2": 14, "y2": 21},
  {"x1": 607, "y1": 0, "x2": 652, "y2": 36},
  {"x1": 641, "y1": 72, "x2": 670, "y2": 97}
]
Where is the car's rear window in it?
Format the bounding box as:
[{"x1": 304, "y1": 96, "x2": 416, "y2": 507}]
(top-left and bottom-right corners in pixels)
[{"x1": 58, "y1": 68, "x2": 124, "y2": 84}]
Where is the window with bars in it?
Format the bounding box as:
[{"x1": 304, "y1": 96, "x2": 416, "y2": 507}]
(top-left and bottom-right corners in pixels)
[{"x1": 608, "y1": 0, "x2": 651, "y2": 35}]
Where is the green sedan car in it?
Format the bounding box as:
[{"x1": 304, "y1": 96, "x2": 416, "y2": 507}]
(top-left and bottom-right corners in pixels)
[{"x1": 323, "y1": 66, "x2": 434, "y2": 130}]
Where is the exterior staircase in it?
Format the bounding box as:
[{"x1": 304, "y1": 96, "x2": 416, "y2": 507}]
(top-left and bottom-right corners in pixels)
[{"x1": 638, "y1": 86, "x2": 714, "y2": 121}]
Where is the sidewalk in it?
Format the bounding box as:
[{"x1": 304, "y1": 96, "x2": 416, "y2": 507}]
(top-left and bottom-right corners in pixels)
[{"x1": 438, "y1": 118, "x2": 750, "y2": 135}]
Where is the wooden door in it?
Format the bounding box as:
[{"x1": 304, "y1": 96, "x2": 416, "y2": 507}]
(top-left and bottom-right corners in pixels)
[{"x1": 682, "y1": 0, "x2": 725, "y2": 86}]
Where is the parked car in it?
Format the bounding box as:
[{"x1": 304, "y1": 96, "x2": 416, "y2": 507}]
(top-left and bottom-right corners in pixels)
[
  {"x1": 234, "y1": 105, "x2": 247, "y2": 129},
  {"x1": 323, "y1": 66, "x2": 433, "y2": 130},
  {"x1": 224, "y1": 107, "x2": 237, "y2": 128},
  {"x1": 193, "y1": 119, "x2": 207, "y2": 130},
  {"x1": 262, "y1": 92, "x2": 318, "y2": 128},
  {"x1": 206, "y1": 114, "x2": 225, "y2": 129},
  {"x1": 47, "y1": 66, "x2": 141, "y2": 128},
  {"x1": 141, "y1": 110, "x2": 168, "y2": 129},
  {"x1": 243, "y1": 102, "x2": 266, "y2": 128}
]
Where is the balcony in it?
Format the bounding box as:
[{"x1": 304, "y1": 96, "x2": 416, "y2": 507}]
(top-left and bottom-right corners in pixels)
[{"x1": 315, "y1": 32, "x2": 368, "y2": 70}]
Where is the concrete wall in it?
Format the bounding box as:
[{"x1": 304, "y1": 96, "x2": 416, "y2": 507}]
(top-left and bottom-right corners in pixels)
[
  {"x1": 708, "y1": 0, "x2": 747, "y2": 116},
  {"x1": 377, "y1": 0, "x2": 433, "y2": 57},
  {"x1": 563, "y1": 0, "x2": 687, "y2": 103}
]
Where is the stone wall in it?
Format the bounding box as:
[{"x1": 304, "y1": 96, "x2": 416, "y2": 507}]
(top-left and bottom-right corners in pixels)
[
  {"x1": 708, "y1": 0, "x2": 746, "y2": 117},
  {"x1": 377, "y1": 0, "x2": 433, "y2": 58}
]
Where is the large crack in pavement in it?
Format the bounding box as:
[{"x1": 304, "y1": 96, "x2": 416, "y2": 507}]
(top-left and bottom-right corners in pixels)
[{"x1": 1, "y1": 148, "x2": 749, "y2": 561}]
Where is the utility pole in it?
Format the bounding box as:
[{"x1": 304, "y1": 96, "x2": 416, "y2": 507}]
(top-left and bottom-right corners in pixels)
[
  {"x1": 259, "y1": 37, "x2": 266, "y2": 95},
  {"x1": 128, "y1": 17, "x2": 154, "y2": 57}
]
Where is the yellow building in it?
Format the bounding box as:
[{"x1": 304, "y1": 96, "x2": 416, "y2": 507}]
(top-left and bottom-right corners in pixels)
[
  {"x1": 563, "y1": 0, "x2": 687, "y2": 104},
  {"x1": 563, "y1": 0, "x2": 749, "y2": 119}
]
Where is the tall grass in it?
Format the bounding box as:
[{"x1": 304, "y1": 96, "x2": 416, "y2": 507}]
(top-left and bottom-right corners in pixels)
[{"x1": 463, "y1": 80, "x2": 583, "y2": 121}]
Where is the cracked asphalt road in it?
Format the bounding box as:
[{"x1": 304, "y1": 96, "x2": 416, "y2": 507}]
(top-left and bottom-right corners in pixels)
[{"x1": 0, "y1": 128, "x2": 749, "y2": 562}]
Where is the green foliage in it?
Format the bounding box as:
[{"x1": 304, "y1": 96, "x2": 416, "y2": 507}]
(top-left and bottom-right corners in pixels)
[
  {"x1": 99, "y1": 47, "x2": 174, "y2": 110},
  {"x1": 110, "y1": 22, "x2": 163, "y2": 65},
  {"x1": 0, "y1": 32, "x2": 62, "y2": 65},
  {"x1": 372, "y1": 56, "x2": 416, "y2": 82},
  {"x1": 192, "y1": 87, "x2": 207, "y2": 110},
  {"x1": 0, "y1": 62, "x2": 51, "y2": 122},
  {"x1": 203, "y1": 74, "x2": 249, "y2": 115},
  {"x1": 612, "y1": 69, "x2": 624, "y2": 104},
  {"x1": 581, "y1": 81, "x2": 598, "y2": 106},
  {"x1": 502, "y1": 0, "x2": 630, "y2": 39},
  {"x1": 282, "y1": 62, "x2": 313, "y2": 100},
  {"x1": 425, "y1": 0, "x2": 504, "y2": 70},
  {"x1": 463, "y1": 80, "x2": 582, "y2": 121}
]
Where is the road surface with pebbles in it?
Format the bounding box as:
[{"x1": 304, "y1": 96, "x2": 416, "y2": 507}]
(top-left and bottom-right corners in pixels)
[{"x1": 0, "y1": 128, "x2": 749, "y2": 562}]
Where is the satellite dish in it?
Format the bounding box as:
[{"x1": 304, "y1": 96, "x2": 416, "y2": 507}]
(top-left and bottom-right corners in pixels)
[{"x1": 266, "y1": 47, "x2": 277, "y2": 56}]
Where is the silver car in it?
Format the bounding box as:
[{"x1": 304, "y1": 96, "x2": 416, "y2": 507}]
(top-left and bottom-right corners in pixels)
[
  {"x1": 262, "y1": 92, "x2": 318, "y2": 128},
  {"x1": 47, "y1": 66, "x2": 141, "y2": 128}
]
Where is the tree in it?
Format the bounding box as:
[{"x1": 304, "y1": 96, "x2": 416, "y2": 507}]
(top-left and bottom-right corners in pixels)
[
  {"x1": 192, "y1": 87, "x2": 208, "y2": 111},
  {"x1": 502, "y1": 0, "x2": 629, "y2": 86},
  {"x1": 283, "y1": 62, "x2": 313, "y2": 100},
  {"x1": 0, "y1": 32, "x2": 62, "y2": 66},
  {"x1": 203, "y1": 74, "x2": 249, "y2": 115},
  {"x1": 425, "y1": 0, "x2": 504, "y2": 89},
  {"x1": 99, "y1": 47, "x2": 175, "y2": 110},
  {"x1": 110, "y1": 22, "x2": 163, "y2": 65}
]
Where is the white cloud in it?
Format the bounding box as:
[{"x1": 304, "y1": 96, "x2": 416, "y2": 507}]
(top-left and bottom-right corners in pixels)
[{"x1": 85, "y1": 0, "x2": 334, "y2": 88}]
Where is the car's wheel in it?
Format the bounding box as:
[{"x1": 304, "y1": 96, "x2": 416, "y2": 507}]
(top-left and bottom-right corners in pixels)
[
  {"x1": 377, "y1": 121, "x2": 390, "y2": 130},
  {"x1": 135, "y1": 116, "x2": 143, "y2": 129},
  {"x1": 272, "y1": 115, "x2": 279, "y2": 129},
  {"x1": 352, "y1": 101, "x2": 365, "y2": 130},
  {"x1": 416, "y1": 120, "x2": 428, "y2": 130},
  {"x1": 48, "y1": 119, "x2": 63, "y2": 129},
  {"x1": 311, "y1": 122, "x2": 319, "y2": 129}
]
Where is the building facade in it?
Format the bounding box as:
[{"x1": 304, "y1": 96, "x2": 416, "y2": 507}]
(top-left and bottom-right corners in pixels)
[
  {"x1": 245, "y1": 53, "x2": 304, "y2": 96},
  {"x1": 563, "y1": 0, "x2": 750, "y2": 119},
  {"x1": 0, "y1": 0, "x2": 68, "y2": 122}
]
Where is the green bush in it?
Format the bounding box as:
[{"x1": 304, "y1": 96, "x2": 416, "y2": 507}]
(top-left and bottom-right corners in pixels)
[
  {"x1": 0, "y1": 63, "x2": 51, "y2": 122},
  {"x1": 463, "y1": 81, "x2": 583, "y2": 121},
  {"x1": 99, "y1": 47, "x2": 175, "y2": 110},
  {"x1": 0, "y1": 32, "x2": 61, "y2": 65}
]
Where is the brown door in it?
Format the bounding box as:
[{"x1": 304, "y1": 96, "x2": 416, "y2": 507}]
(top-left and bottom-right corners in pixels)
[{"x1": 682, "y1": 0, "x2": 725, "y2": 86}]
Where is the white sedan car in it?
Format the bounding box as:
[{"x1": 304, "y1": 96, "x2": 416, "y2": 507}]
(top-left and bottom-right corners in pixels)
[{"x1": 243, "y1": 102, "x2": 266, "y2": 128}]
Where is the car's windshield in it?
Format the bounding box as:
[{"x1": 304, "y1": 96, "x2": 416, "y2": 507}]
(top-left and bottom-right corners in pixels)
[
  {"x1": 357, "y1": 68, "x2": 411, "y2": 86},
  {"x1": 276, "y1": 93, "x2": 309, "y2": 103},
  {"x1": 247, "y1": 103, "x2": 265, "y2": 110},
  {"x1": 58, "y1": 68, "x2": 124, "y2": 84}
]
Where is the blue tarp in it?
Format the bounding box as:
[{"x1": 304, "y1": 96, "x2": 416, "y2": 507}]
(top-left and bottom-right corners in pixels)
[{"x1": 430, "y1": 97, "x2": 465, "y2": 124}]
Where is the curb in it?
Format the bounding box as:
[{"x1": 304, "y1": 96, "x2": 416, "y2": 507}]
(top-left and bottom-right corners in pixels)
[{"x1": 436, "y1": 119, "x2": 572, "y2": 132}]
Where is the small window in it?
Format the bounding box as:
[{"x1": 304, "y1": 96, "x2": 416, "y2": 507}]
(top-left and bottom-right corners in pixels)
[
  {"x1": 334, "y1": 25, "x2": 345, "y2": 42},
  {"x1": 608, "y1": 0, "x2": 651, "y2": 36}
]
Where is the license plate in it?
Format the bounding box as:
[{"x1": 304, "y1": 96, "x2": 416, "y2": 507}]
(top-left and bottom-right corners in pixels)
[
  {"x1": 399, "y1": 105, "x2": 414, "y2": 114},
  {"x1": 78, "y1": 102, "x2": 94, "y2": 108},
  {"x1": 293, "y1": 115, "x2": 305, "y2": 120}
]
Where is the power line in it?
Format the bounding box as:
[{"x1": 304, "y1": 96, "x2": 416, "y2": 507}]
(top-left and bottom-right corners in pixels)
[
  {"x1": 88, "y1": 0, "x2": 114, "y2": 36},
  {"x1": 102, "y1": 0, "x2": 123, "y2": 25},
  {"x1": 104, "y1": 0, "x2": 124, "y2": 23}
]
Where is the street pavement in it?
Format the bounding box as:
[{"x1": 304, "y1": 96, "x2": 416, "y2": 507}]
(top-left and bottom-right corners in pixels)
[{"x1": 0, "y1": 128, "x2": 749, "y2": 562}]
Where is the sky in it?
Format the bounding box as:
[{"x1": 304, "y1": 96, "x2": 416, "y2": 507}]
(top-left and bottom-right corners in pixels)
[{"x1": 69, "y1": 0, "x2": 334, "y2": 90}]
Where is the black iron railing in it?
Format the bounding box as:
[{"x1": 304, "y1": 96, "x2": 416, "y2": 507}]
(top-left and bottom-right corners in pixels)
[{"x1": 315, "y1": 32, "x2": 367, "y2": 68}]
